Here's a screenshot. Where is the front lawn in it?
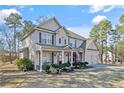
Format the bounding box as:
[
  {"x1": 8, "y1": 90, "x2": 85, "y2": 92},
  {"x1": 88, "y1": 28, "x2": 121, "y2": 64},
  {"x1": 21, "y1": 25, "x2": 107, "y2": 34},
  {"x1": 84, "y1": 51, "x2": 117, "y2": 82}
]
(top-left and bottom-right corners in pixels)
[{"x1": 1, "y1": 64, "x2": 124, "y2": 88}]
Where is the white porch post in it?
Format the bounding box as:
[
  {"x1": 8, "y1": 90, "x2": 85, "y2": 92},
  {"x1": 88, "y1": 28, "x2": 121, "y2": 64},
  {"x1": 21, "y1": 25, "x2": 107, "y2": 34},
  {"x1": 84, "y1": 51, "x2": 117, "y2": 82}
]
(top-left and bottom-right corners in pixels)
[
  {"x1": 62, "y1": 50, "x2": 64, "y2": 63},
  {"x1": 82, "y1": 51, "x2": 85, "y2": 62},
  {"x1": 40, "y1": 50, "x2": 42, "y2": 72},
  {"x1": 71, "y1": 51, "x2": 73, "y2": 66}
]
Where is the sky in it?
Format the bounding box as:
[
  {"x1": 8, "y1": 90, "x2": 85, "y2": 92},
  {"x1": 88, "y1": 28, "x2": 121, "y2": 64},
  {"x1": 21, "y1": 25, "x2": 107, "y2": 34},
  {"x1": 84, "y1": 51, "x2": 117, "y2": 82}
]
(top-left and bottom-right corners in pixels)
[{"x1": 0, "y1": 5, "x2": 124, "y2": 38}]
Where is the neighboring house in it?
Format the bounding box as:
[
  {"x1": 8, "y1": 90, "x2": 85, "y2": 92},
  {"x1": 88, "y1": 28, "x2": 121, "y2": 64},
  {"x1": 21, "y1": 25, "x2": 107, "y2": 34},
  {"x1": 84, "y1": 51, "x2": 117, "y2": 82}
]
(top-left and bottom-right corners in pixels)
[{"x1": 20, "y1": 17, "x2": 100, "y2": 72}]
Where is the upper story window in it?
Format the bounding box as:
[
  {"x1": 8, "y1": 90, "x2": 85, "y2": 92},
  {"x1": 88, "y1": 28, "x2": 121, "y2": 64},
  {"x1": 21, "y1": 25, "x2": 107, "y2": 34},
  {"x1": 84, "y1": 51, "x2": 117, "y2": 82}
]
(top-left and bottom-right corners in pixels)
[
  {"x1": 69, "y1": 38, "x2": 76, "y2": 47},
  {"x1": 59, "y1": 38, "x2": 61, "y2": 44},
  {"x1": 40, "y1": 32, "x2": 52, "y2": 45}
]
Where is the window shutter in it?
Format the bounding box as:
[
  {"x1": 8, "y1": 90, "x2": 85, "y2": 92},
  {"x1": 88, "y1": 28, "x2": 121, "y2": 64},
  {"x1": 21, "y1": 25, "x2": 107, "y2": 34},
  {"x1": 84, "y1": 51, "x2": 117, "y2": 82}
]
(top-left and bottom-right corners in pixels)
[
  {"x1": 59, "y1": 38, "x2": 61, "y2": 44},
  {"x1": 52, "y1": 35, "x2": 54, "y2": 45},
  {"x1": 39, "y1": 32, "x2": 41, "y2": 43}
]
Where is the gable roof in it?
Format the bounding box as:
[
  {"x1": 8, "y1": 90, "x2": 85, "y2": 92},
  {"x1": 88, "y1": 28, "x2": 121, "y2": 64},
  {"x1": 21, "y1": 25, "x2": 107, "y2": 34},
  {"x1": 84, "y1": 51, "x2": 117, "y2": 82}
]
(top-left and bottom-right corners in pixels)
[
  {"x1": 21, "y1": 17, "x2": 86, "y2": 41},
  {"x1": 67, "y1": 30, "x2": 86, "y2": 40},
  {"x1": 55, "y1": 26, "x2": 69, "y2": 35},
  {"x1": 85, "y1": 39, "x2": 99, "y2": 51},
  {"x1": 38, "y1": 17, "x2": 61, "y2": 30},
  {"x1": 63, "y1": 45, "x2": 73, "y2": 49}
]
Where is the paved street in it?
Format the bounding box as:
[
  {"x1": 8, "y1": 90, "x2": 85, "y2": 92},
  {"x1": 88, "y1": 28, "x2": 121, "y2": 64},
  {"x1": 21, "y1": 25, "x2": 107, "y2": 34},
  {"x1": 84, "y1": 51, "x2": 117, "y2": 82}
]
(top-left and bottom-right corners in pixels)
[{"x1": 0, "y1": 64, "x2": 124, "y2": 88}]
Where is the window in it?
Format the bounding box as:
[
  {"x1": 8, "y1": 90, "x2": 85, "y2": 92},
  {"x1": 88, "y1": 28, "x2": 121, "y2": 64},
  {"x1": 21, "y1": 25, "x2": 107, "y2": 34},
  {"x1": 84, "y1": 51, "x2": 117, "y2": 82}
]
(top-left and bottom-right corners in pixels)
[
  {"x1": 59, "y1": 38, "x2": 61, "y2": 44},
  {"x1": 41, "y1": 32, "x2": 52, "y2": 45},
  {"x1": 42, "y1": 32, "x2": 47, "y2": 44},
  {"x1": 69, "y1": 38, "x2": 76, "y2": 47}
]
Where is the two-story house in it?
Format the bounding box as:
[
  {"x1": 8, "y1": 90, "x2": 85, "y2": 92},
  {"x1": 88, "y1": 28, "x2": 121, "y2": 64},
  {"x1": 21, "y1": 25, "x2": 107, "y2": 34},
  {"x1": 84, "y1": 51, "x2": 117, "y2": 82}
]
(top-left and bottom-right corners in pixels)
[{"x1": 20, "y1": 17, "x2": 100, "y2": 72}]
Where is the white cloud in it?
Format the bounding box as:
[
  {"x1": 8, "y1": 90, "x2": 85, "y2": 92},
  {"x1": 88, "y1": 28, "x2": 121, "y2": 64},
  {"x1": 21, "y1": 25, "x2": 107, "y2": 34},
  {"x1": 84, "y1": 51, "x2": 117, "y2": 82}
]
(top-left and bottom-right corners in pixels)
[
  {"x1": 89, "y1": 5, "x2": 124, "y2": 13},
  {"x1": 67, "y1": 25, "x2": 91, "y2": 38},
  {"x1": 92, "y1": 15, "x2": 107, "y2": 24},
  {"x1": 103, "y1": 6, "x2": 115, "y2": 12},
  {"x1": 0, "y1": 8, "x2": 21, "y2": 23},
  {"x1": 89, "y1": 5, "x2": 105, "y2": 13},
  {"x1": 29, "y1": 8, "x2": 34, "y2": 12}
]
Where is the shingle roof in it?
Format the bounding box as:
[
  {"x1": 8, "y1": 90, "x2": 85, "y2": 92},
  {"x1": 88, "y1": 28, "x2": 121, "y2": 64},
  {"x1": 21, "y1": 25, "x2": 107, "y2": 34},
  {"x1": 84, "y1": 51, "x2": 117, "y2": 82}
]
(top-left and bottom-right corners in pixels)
[
  {"x1": 21, "y1": 17, "x2": 87, "y2": 41},
  {"x1": 67, "y1": 30, "x2": 86, "y2": 40}
]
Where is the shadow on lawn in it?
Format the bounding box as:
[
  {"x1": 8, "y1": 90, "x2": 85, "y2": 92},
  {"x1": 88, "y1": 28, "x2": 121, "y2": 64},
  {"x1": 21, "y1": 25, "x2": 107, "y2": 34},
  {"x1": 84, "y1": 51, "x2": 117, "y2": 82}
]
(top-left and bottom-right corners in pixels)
[{"x1": 1, "y1": 64, "x2": 124, "y2": 88}]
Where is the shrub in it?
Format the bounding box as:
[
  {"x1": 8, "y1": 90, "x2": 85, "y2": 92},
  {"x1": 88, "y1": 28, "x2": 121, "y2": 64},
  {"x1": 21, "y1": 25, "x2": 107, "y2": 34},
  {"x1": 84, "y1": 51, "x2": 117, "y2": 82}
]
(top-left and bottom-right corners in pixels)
[
  {"x1": 16, "y1": 58, "x2": 34, "y2": 71},
  {"x1": 42, "y1": 62, "x2": 50, "y2": 72},
  {"x1": 49, "y1": 65, "x2": 57, "y2": 74},
  {"x1": 51, "y1": 64, "x2": 59, "y2": 68},
  {"x1": 12, "y1": 58, "x2": 20, "y2": 65},
  {"x1": 73, "y1": 62, "x2": 83, "y2": 68},
  {"x1": 59, "y1": 63, "x2": 71, "y2": 69},
  {"x1": 83, "y1": 62, "x2": 89, "y2": 67},
  {"x1": 0, "y1": 60, "x2": 4, "y2": 65},
  {"x1": 84, "y1": 62, "x2": 88, "y2": 64}
]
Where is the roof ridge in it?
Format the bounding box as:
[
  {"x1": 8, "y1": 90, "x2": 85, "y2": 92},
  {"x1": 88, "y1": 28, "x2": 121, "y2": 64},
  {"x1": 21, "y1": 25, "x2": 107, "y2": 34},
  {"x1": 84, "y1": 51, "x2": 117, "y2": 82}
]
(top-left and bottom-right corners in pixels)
[{"x1": 38, "y1": 17, "x2": 61, "y2": 27}]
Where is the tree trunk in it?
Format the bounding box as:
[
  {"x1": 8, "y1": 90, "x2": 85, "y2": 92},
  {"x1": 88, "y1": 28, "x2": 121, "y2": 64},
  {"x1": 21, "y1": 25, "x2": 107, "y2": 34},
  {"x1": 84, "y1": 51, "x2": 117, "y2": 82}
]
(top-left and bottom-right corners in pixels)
[
  {"x1": 17, "y1": 38, "x2": 20, "y2": 58},
  {"x1": 9, "y1": 52, "x2": 12, "y2": 64},
  {"x1": 112, "y1": 46, "x2": 115, "y2": 64},
  {"x1": 121, "y1": 56, "x2": 123, "y2": 64},
  {"x1": 115, "y1": 46, "x2": 117, "y2": 64},
  {"x1": 101, "y1": 40, "x2": 104, "y2": 64},
  {"x1": 105, "y1": 40, "x2": 107, "y2": 64},
  {"x1": 14, "y1": 26, "x2": 17, "y2": 57}
]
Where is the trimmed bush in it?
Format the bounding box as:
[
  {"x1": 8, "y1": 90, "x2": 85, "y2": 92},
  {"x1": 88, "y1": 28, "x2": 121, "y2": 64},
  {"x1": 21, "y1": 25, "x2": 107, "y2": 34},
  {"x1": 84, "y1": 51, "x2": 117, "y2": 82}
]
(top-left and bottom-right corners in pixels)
[
  {"x1": 59, "y1": 63, "x2": 71, "y2": 69},
  {"x1": 42, "y1": 62, "x2": 50, "y2": 73},
  {"x1": 42, "y1": 63, "x2": 59, "y2": 73},
  {"x1": 73, "y1": 62, "x2": 80, "y2": 68},
  {"x1": 51, "y1": 64, "x2": 59, "y2": 68},
  {"x1": 49, "y1": 65, "x2": 57, "y2": 74},
  {"x1": 84, "y1": 62, "x2": 88, "y2": 64},
  {"x1": 83, "y1": 62, "x2": 89, "y2": 67},
  {"x1": 73, "y1": 62, "x2": 85, "y2": 68},
  {"x1": 16, "y1": 58, "x2": 34, "y2": 71}
]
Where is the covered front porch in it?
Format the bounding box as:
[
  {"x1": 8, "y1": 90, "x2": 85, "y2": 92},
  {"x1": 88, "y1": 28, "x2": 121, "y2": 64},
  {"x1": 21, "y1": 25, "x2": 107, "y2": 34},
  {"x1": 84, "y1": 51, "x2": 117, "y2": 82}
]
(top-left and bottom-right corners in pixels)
[{"x1": 35, "y1": 46, "x2": 85, "y2": 72}]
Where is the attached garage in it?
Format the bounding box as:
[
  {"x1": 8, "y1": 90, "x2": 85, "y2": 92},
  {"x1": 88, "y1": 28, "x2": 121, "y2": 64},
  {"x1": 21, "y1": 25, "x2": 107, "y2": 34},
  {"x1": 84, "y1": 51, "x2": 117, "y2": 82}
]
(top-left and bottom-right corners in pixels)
[{"x1": 85, "y1": 39, "x2": 100, "y2": 65}]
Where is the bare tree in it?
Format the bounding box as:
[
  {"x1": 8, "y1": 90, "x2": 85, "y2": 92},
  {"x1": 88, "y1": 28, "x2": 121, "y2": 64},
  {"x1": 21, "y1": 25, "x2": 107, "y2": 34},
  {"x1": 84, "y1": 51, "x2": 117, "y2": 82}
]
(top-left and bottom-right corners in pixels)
[{"x1": 0, "y1": 24, "x2": 14, "y2": 63}]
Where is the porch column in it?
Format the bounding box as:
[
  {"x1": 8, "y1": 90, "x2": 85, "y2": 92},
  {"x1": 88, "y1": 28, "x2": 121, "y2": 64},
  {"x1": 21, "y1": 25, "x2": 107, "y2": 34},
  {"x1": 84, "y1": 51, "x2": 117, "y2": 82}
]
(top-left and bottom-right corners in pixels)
[
  {"x1": 71, "y1": 51, "x2": 73, "y2": 66},
  {"x1": 62, "y1": 50, "x2": 64, "y2": 63},
  {"x1": 82, "y1": 51, "x2": 85, "y2": 62},
  {"x1": 40, "y1": 50, "x2": 42, "y2": 72}
]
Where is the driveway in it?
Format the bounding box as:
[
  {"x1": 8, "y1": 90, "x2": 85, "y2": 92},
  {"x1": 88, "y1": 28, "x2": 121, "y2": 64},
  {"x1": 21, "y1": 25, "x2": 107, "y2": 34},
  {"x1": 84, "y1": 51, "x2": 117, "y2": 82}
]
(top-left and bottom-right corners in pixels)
[{"x1": 0, "y1": 64, "x2": 124, "y2": 88}]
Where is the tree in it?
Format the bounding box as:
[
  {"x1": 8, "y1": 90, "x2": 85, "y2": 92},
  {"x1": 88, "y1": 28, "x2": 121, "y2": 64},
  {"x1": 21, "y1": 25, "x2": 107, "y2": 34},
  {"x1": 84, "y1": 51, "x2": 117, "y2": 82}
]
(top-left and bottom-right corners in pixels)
[
  {"x1": 117, "y1": 39, "x2": 124, "y2": 64},
  {"x1": 5, "y1": 13, "x2": 22, "y2": 57},
  {"x1": 115, "y1": 14, "x2": 124, "y2": 42},
  {"x1": 120, "y1": 14, "x2": 124, "y2": 24},
  {"x1": 115, "y1": 14, "x2": 124, "y2": 64},
  {"x1": 0, "y1": 24, "x2": 14, "y2": 63},
  {"x1": 16, "y1": 32, "x2": 22, "y2": 58},
  {"x1": 90, "y1": 20, "x2": 112, "y2": 64},
  {"x1": 108, "y1": 29, "x2": 120, "y2": 63},
  {"x1": 22, "y1": 20, "x2": 35, "y2": 36}
]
